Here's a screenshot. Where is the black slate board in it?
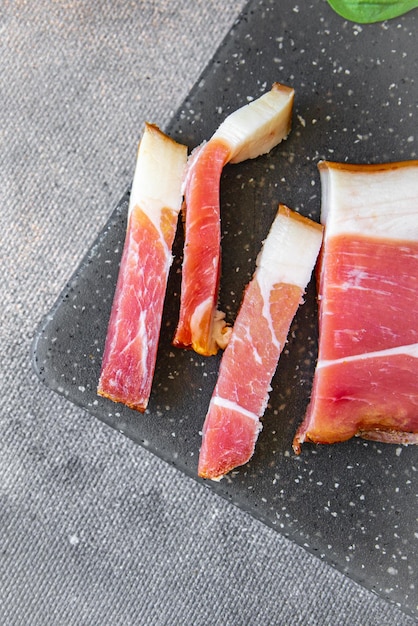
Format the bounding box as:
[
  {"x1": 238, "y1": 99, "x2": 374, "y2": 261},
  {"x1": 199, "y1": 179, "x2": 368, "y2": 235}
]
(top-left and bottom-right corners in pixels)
[{"x1": 32, "y1": 0, "x2": 418, "y2": 619}]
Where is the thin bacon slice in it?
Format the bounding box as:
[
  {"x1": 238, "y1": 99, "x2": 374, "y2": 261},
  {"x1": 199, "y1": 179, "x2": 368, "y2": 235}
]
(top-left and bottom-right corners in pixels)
[
  {"x1": 97, "y1": 124, "x2": 187, "y2": 411},
  {"x1": 293, "y1": 160, "x2": 418, "y2": 453},
  {"x1": 173, "y1": 83, "x2": 295, "y2": 356},
  {"x1": 198, "y1": 205, "x2": 323, "y2": 479}
]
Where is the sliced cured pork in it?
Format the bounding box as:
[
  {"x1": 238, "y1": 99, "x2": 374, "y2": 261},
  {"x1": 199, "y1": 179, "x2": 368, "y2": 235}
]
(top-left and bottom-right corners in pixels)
[
  {"x1": 293, "y1": 160, "x2": 418, "y2": 452},
  {"x1": 198, "y1": 205, "x2": 323, "y2": 479},
  {"x1": 97, "y1": 124, "x2": 187, "y2": 411},
  {"x1": 173, "y1": 83, "x2": 295, "y2": 356}
]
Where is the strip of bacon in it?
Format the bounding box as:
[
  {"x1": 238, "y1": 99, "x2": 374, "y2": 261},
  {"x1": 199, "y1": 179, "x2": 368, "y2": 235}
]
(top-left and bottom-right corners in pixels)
[
  {"x1": 173, "y1": 83, "x2": 295, "y2": 356},
  {"x1": 293, "y1": 160, "x2": 418, "y2": 452},
  {"x1": 97, "y1": 124, "x2": 187, "y2": 411},
  {"x1": 198, "y1": 205, "x2": 323, "y2": 479}
]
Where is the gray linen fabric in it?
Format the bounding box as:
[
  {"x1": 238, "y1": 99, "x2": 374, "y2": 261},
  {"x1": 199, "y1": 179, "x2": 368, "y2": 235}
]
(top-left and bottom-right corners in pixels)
[{"x1": 0, "y1": 1, "x2": 415, "y2": 624}]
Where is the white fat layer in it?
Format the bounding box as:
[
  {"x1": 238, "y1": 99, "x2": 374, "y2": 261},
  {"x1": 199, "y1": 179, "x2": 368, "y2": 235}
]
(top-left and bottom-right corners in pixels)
[
  {"x1": 256, "y1": 209, "x2": 324, "y2": 290},
  {"x1": 212, "y1": 310, "x2": 232, "y2": 350},
  {"x1": 317, "y1": 342, "x2": 418, "y2": 369},
  {"x1": 129, "y1": 124, "x2": 187, "y2": 242},
  {"x1": 255, "y1": 208, "x2": 323, "y2": 349},
  {"x1": 319, "y1": 162, "x2": 418, "y2": 241},
  {"x1": 211, "y1": 396, "x2": 261, "y2": 424},
  {"x1": 212, "y1": 84, "x2": 294, "y2": 164}
]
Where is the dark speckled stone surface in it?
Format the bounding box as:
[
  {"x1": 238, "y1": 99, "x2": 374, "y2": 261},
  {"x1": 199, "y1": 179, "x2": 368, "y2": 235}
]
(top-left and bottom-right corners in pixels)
[{"x1": 32, "y1": 0, "x2": 418, "y2": 619}]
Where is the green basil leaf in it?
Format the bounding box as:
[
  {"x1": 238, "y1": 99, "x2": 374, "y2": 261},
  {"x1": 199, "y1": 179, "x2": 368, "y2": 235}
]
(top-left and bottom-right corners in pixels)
[{"x1": 326, "y1": 0, "x2": 418, "y2": 23}]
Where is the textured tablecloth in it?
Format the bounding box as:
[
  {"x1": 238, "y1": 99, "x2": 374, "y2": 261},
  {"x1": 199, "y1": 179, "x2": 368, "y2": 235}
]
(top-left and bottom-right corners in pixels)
[{"x1": 1, "y1": 1, "x2": 416, "y2": 624}]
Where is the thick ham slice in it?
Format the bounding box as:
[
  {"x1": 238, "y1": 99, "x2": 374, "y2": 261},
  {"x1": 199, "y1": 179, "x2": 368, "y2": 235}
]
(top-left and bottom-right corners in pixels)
[
  {"x1": 173, "y1": 83, "x2": 294, "y2": 356},
  {"x1": 172, "y1": 139, "x2": 231, "y2": 355},
  {"x1": 198, "y1": 205, "x2": 323, "y2": 479},
  {"x1": 293, "y1": 160, "x2": 418, "y2": 452},
  {"x1": 97, "y1": 124, "x2": 187, "y2": 411}
]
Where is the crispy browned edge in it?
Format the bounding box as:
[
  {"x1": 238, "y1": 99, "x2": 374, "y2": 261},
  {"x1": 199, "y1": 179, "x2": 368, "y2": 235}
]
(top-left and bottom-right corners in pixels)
[
  {"x1": 271, "y1": 82, "x2": 295, "y2": 98},
  {"x1": 318, "y1": 159, "x2": 418, "y2": 173},
  {"x1": 277, "y1": 203, "x2": 323, "y2": 234}
]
